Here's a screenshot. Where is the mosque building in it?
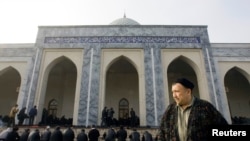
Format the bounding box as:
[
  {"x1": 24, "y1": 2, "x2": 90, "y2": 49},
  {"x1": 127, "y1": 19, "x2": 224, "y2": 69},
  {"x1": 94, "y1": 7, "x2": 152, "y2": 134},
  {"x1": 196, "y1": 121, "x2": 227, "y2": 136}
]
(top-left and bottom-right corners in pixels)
[{"x1": 0, "y1": 16, "x2": 249, "y2": 126}]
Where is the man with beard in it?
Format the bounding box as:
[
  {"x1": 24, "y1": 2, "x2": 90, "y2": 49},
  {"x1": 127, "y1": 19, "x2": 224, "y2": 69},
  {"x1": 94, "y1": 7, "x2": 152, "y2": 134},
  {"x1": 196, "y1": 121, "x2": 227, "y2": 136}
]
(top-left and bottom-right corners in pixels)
[{"x1": 157, "y1": 78, "x2": 228, "y2": 141}]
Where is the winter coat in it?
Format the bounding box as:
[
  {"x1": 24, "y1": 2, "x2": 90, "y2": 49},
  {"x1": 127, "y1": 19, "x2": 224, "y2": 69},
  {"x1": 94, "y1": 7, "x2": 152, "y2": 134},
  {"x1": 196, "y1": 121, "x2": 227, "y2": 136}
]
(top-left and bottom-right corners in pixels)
[
  {"x1": 116, "y1": 128, "x2": 127, "y2": 141},
  {"x1": 88, "y1": 128, "x2": 100, "y2": 141},
  {"x1": 129, "y1": 131, "x2": 140, "y2": 141},
  {"x1": 63, "y1": 128, "x2": 75, "y2": 141},
  {"x1": 104, "y1": 128, "x2": 116, "y2": 141},
  {"x1": 142, "y1": 131, "x2": 153, "y2": 141},
  {"x1": 20, "y1": 129, "x2": 30, "y2": 141},
  {"x1": 40, "y1": 129, "x2": 51, "y2": 141},
  {"x1": 49, "y1": 128, "x2": 63, "y2": 141},
  {"x1": 157, "y1": 97, "x2": 228, "y2": 141},
  {"x1": 27, "y1": 130, "x2": 40, "y2": 141},
  {"x1": 5, "y1": 130, "x2": 20, "y2": 141},
  {"x1": 76, "y1": 131, "x2": 88, "y2": 141}
]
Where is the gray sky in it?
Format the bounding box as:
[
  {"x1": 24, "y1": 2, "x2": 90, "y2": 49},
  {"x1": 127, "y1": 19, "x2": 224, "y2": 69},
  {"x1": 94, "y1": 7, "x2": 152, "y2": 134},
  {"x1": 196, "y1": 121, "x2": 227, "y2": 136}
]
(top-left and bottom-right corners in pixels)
[{"x1": 0, "y1": 0, "x2": 249, "y2": 43}]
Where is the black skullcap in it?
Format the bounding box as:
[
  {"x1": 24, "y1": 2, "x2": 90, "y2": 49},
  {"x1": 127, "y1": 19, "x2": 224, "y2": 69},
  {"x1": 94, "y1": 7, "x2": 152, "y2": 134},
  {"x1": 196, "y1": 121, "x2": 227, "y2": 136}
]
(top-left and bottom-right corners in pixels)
[{"x1": 174, "y1": 78, "x2": 194, "y2": 90}]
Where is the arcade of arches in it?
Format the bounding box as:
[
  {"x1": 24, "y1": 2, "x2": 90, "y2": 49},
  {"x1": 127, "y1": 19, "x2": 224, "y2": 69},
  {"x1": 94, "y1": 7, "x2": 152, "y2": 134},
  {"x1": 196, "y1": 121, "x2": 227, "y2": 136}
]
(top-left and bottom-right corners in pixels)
[{"x1": 1, "y1": 49, "x2": 249, "y2": 126}]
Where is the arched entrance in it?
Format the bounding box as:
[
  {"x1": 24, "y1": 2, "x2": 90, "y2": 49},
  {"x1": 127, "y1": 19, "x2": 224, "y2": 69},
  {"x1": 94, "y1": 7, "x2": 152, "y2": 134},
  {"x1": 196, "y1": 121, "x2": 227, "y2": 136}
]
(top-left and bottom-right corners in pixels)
[
  {"x1": 105, "y1": 56, "x2": 139, "y2": 126},
  {"x1": 167, "y1": 57, "x2": 199, "y2": 103},
  {"x1": 224, "y1": 67, "x2": 250, "y2": 124},
  {"x1": 0, "y1": 67, "x2": 21, "y2": 115},
  {"x1": 43, "y1": 57, "x2": 77, "y2": 125}
]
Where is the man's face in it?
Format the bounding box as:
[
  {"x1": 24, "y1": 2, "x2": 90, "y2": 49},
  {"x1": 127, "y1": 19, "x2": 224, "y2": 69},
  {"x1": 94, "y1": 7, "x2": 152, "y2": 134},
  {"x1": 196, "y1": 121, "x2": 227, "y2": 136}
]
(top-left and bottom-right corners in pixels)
[{"x1": 172, "y1": 83, "x2": 191, "y2": 106}]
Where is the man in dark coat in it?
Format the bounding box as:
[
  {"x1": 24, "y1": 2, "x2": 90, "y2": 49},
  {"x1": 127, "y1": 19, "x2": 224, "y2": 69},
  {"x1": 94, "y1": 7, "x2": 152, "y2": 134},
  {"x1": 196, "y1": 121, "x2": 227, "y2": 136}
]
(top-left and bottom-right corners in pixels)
[
  {"x1": 40, "y1": 126, "x2": 51, "y2": 141},
  {"x1": 63, "y1": 126, "x2": 75, "y2": 141},
  {"x1": 130, "y1": 108, "x2": 136, "y2": 127},
  {"x1": 116, "y1": 126, "x2": 127, "y2": 141},
  {"x1": 20, "y1": 128, "x2": 30, "y2": 141},
  {"x1": 107, "y1": 108, "x2": 114, "y2": 126},
  {"x1": 29, "y1": 106, "x2": 37, "y2": 126},
  {"x1": 18, "y1": 107, "x2": 29, "y2": 126},
  {"x1": 157, "y1": 78, "x2": 228, "y2": 141},
  {"x1": 88, "y1": 125, "x2": 100, "y2": 141},
  {"x1": 103, "y1": 127, "x2": 116, "y2": 141},
  {"x1": 5, "y1": 126, "x2": 20, "y2": 141},
  {"x1": 27, "y1": 129, "x2": 40, "y2": 141},
  {"x1": 129, "y1": 128, "x2": 140, "y2": 141},
  {"x1": 50, "y1": 126, "x2": 63, "y2": 141},
  {"x1": 101, "y1": 107, "x2": 108, "y2": 127},
  {"x1": 141, "y1": 131, "x2": 153, "y2": 141},
  {"x1": 76, "y1": 129, "x2": 88, "y2": 141}
]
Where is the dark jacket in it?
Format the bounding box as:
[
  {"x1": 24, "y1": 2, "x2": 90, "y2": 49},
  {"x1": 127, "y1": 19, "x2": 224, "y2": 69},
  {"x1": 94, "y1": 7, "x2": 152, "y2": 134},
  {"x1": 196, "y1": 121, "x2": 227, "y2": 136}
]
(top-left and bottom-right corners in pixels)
[
  {"x1": 20, "y1": 129, "x2": 30, "y2": 141},
  {"x1": 41, "y1": 129, "x2": 51, "y2": 141},
  {"x1": 142, "y1": 131, "x2": 153, "y2": 141},
  {"x1": 29, "y1": 107, "x2": 37, "y2": 117},
  {"x1": 116, "y1": 128, "x2": 127, "y2": 141},
  {"x1": 88, "y1": 128, "x2": 100, "y2": 141},
  {"x1": 27, "y1": 130, "x2": 40, "y2": 141},
  {"x1": 17, "y1": 108, "x2": 29, "y2": 121},
  {"x1": 103, "y1": 128, "x2": 116, "y2": 141},
  {"x1": 63, "y1": 127, "x2": 75, "y2": 141},
  {"x1": 158, "y1": 97, "x2": 228, "y2": 141},
  {"x1": 5, "y1": 130, "x2": 20, "y2": 141},
  {"x1": 49, "y1": 127, "x2": 63, "y2": 141},
  {"x1": 129, "y1": 130, "x2": 140, "y2": 141},
  {"x1": 76, "y1": 131, "x2": 88, "y2": 141}
]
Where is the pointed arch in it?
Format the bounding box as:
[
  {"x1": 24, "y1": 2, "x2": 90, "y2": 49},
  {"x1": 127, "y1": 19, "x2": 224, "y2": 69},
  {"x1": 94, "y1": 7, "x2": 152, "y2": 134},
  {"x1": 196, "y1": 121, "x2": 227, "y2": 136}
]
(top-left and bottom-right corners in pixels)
[
  {"x1": 106, "y1": 55, "x2": 138, "y2": 74},
  {"x1": 99, "y1": 49, "x2": 145, "y2": 126},
  {"x1": 0, "y1": 66, "x2": 21, "y2": 77},
  {"x1": 104, "y1": 55, "x2": 139, "y2": 125},
  {"x1": 40, "y1": 55, "x2": 77, "y2": 121},
  {"x1": 224, "y1": 66, "x2": 250, "y2": 123},
  {"x1": 0, "y1": 66, "x2": 21, "y2": 115},
  {"x1": 227, "y1": 66, "x2": 250, "y2": 83},
  {"x1": 45, "y1": 56, "x2": 77, "y2": 75},
  {"x1": 169, "y1": 55, "x2": 200, "y2": 76}
]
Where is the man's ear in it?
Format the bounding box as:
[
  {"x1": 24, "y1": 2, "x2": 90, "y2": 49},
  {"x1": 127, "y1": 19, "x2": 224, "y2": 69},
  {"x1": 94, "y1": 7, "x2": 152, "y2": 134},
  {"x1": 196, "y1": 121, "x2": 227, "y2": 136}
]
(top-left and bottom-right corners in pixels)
[{"x1": 187, "y1": 88, "x2": 192, "y2": 95}]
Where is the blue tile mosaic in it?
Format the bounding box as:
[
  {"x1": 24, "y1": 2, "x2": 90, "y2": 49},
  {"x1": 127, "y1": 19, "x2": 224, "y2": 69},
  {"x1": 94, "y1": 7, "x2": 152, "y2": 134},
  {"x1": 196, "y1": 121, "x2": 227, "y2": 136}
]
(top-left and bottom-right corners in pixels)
[{"x1": 44, "y1": 36, "x2": 200, "y2": 44}]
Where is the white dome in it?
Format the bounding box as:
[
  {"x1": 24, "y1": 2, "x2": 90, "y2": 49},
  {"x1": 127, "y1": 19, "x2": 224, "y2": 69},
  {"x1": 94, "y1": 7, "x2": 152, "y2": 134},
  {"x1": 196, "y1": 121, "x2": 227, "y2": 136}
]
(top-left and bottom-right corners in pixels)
[{"x1": 110, "y1": 15, "x2": 140, "y2": 25}]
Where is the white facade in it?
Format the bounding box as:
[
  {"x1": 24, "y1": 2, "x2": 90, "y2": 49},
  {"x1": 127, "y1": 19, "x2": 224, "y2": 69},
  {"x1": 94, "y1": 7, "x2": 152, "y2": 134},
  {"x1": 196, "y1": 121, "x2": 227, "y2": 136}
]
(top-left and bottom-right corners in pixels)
[{"x1": 0, "y1": 17, "x2": 250, "y2": 126}]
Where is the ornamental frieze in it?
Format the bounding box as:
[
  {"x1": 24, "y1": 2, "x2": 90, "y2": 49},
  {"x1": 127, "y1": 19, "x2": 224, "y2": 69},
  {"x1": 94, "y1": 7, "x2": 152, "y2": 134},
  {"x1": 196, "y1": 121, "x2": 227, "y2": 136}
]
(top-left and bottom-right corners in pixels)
[{"x1": 44, "y1": 36, "x2": 200, "y2": 44}]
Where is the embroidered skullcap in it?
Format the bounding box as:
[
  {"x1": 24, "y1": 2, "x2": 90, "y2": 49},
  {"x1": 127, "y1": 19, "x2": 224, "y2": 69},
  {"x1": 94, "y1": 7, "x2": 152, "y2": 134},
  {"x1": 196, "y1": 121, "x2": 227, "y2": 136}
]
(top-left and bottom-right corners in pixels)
[{"x1": 174, "y1": 78, "x2": 194, "y2": 90}]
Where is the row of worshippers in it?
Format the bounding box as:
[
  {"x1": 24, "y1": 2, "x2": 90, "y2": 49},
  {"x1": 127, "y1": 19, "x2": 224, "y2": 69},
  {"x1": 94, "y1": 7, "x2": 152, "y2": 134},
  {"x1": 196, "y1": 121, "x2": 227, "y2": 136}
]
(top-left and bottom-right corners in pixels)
[
  {"x1": 103, "y1": 126, "x2": 154, "y2": 141},
  {"x1": 101, "y1": 107, "x2": 140, "y2": 127},
  {"x1": 0, "y1": 125, "x2": 155, "y2": 141},
  {"x1": 0, "y1": 126, "x2": 87, "y2": 141}
]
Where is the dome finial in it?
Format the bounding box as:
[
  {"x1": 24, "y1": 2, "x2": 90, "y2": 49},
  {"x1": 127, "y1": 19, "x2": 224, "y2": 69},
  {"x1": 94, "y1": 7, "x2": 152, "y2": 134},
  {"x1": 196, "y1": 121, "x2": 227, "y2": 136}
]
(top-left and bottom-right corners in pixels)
[{"x1": 110, "y1": 14, "x2": 140, "y2": 25}]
